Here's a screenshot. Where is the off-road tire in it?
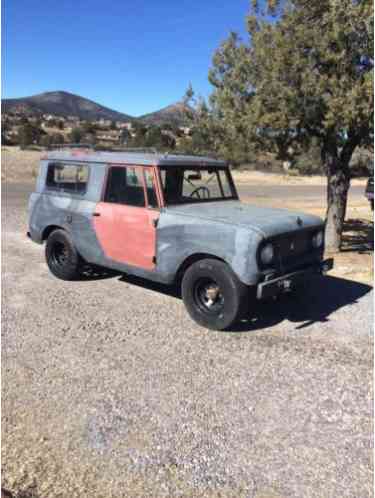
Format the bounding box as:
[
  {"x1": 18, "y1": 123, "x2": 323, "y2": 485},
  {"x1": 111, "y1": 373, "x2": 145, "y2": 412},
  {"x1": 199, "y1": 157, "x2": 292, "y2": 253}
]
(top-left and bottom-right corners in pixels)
[
  {"x1": 45, "y1": 229, "x2": 82, "y2": 280},
  {"x1": 181, "y1": 258, "x2": 248, "y2": 330}
]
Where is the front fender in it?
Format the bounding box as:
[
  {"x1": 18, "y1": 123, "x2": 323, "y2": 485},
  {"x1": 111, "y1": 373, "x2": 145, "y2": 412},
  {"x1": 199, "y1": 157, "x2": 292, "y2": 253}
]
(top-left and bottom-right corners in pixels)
[{"x1": 156, "y1": 212, "x2": 263, "y2": 285}]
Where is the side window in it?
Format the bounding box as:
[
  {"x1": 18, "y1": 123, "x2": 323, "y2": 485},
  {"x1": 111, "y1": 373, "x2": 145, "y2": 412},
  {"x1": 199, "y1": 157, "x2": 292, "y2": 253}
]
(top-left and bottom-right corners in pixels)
[
  {"x1": 104, "y1": 166, "x2": 145, "y2": 207},
  {"x1": 46, "y1": 163, "x2": 89, "y2": 193},
  {"x1": 144, "y1": 169, "x2": 158, "y2": 208}
]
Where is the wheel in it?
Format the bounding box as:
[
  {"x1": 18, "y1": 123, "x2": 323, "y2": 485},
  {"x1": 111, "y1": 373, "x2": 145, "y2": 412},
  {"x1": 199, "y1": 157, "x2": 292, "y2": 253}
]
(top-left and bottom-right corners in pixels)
[
  {"x1": 181, "y1": 258, "x2": 248, "y2": 330},
  {"x1": 45, "y1": 229, "x2": 82, "y2": 280}
]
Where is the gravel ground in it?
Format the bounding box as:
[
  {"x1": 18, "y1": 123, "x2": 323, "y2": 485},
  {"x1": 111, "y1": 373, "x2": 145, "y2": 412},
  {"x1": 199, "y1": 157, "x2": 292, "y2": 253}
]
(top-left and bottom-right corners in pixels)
[{"x1": 1, "y1": 183, "x2": 373, "y2": 498}]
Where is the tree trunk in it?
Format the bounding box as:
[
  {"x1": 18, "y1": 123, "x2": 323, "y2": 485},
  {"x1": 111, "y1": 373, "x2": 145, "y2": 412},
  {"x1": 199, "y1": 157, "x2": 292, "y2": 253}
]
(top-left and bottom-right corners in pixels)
[{"x1": 324, "y1": 155, "x2": 351, "y2": 252}]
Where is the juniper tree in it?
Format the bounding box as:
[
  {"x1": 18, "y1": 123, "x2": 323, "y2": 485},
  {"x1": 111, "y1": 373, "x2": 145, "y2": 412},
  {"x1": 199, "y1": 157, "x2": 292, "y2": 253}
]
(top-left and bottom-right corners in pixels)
[{"x1": 208, "y1": 0, "x2": 373, "y2": 250}]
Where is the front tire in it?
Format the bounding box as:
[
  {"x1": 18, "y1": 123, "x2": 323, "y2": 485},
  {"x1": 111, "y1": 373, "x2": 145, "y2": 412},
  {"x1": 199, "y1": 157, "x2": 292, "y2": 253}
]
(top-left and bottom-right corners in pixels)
[
  {"x1": 181, "y1": 258, "x2": 248, "y2": 330},
  {"x1": 45, "y1": 229, "x2": 82, "y2": 280}
]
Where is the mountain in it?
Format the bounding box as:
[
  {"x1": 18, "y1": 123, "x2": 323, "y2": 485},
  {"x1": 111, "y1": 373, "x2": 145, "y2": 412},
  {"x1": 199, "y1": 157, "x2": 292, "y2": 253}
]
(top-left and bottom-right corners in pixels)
[
  {"x1": 2, "y1": 91, "x2": 192, "y2": 127},
  {"x1": 139, "y1": 102, "x2": 191, "y2": 126},
  {"x1": 2, "y1": 91, "x2": 134, "y2": 122}
]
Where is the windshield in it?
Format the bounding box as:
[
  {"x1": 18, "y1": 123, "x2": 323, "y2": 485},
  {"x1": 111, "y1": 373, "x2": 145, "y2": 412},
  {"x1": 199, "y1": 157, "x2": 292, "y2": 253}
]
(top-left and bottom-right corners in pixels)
[{"x1": 159, "y1": 166, "x2": 237, "y2": 205}]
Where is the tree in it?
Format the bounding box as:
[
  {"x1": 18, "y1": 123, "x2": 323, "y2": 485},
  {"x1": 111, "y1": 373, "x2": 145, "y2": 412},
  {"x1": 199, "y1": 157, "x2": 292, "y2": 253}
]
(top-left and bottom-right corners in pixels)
[
  {"x1": 183, "y1": 86, "x2": 255, "y2": 163},
  {"x1": 207, "y1": 0, "x2": 373, "y2": 250},
  {"x1": 69, "y1": 127, "x2": 84, "y2": 144},
  {"x1": 18, "y1": 123, "x2": 42, "y2": 149},
  {"x1": 40, "y1": 134, "x2": 53, "y2": 148},
  {"x1": 119, "y1": 128, "x2": 131, "y2": 145},
  {"x1": 51, "y1": 133, "x2": 65, "y2": 145},
  {"x1": 128, "y1": 122, "x2": 148, "y2": 147}
]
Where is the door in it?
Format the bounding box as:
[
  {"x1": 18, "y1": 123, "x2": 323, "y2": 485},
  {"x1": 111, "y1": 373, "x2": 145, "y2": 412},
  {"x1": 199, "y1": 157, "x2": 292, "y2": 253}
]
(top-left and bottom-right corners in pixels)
[{"x1": 93, "y1": 165, "x2": 159, "y2": 270}]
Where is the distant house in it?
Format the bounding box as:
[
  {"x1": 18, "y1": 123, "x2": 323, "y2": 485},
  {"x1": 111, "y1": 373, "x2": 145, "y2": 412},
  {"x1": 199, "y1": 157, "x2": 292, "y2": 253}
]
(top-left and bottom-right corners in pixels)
[{"x1": 118, "y1": 122, "x2": 133, "y2": 130}]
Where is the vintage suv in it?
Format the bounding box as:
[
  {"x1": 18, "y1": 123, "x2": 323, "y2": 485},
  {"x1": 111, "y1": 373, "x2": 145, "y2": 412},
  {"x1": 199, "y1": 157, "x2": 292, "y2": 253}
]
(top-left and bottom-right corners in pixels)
[{"x1": 28, "y1": 148, "x2": 333, "y2": 330}]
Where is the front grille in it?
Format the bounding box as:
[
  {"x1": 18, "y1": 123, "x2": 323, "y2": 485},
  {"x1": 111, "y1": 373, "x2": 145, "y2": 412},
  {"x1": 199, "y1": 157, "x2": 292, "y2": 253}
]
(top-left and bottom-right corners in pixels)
[{"x1": 271, "y1": 229, "x2": 321, "y2": 272}]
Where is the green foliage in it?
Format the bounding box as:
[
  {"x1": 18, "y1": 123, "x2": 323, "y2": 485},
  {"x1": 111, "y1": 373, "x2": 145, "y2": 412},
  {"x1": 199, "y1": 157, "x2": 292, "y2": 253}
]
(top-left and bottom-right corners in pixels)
[
  {"x1": 69, "y1": 127, "x2": 84, "y2": 144},
  {"x1": 40, "y1": 135, "x2": 52, "y2": 148},
  {"x1": 40, "y1": 133, "x2": 65, "y2": 148},
  {"x1": 192, "y1": 0, "x2": 373, "y2": 248},
  {"x1": 119, "y1": 128, "x2": 131, "y2": 145},
  {"x1": 125, "y1": 124, "x2": 176, "y2": 150},
  {"x1": 18, "y1": 123, "x2": 43, "y2": 149},
  {"x1": 51, "y1": 133, "x2": 65, "y2": 145}
]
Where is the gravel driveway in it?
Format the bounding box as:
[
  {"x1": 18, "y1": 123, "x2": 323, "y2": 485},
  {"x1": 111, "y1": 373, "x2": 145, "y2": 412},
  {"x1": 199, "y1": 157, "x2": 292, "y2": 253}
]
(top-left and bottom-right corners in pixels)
[{"x1": 2, "y1": 184, "x2": 373, "y2": 498}]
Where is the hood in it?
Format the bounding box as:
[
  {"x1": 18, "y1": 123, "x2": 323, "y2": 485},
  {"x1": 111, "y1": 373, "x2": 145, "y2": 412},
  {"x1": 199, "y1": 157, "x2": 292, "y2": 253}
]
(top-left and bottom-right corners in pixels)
[{"x1": 164, "y1": 201, "x2": 323, "y2": 238}]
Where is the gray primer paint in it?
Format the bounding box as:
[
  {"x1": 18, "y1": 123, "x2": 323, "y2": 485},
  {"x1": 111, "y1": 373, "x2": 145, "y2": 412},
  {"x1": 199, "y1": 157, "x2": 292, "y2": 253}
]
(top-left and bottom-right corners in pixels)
[{"x1": 28, "y1": 154, "x2": 325, "y2": 287}]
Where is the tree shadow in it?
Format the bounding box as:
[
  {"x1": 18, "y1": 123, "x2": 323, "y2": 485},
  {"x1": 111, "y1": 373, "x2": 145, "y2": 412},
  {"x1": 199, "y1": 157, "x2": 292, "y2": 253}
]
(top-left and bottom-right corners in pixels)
[
  {"x1": 229, "y1": 275, "x2": 372, "y2": 332},
  {"x1": 341, "y1": 218, "x2": 373, "y2": 254}
]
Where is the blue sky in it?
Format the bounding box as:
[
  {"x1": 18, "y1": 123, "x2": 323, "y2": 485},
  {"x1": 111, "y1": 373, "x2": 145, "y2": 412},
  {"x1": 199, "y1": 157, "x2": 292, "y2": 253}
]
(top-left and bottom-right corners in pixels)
[{"x1": 2, "y1": 0, "x2": 250, "y2": 116}]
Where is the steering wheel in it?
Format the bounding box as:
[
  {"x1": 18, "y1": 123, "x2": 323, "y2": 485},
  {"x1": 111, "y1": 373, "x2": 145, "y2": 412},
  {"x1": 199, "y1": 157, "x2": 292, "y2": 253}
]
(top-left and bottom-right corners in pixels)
[{"x1": 190, "y1": 186, "x2": 210, "y2": 199}]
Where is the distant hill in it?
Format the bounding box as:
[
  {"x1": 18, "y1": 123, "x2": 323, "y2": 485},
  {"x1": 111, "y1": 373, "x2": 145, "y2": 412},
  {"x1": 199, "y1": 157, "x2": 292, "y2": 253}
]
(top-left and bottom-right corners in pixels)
[
  {"x1": 139, "y1": 102, "x2": 192, "y2": 126},
  {"x1": 2, "y1": 91, "x2": 134, "y2": 122},
  {"x1": 2, "y1": 91, "x2": 192, "y2": 127}
]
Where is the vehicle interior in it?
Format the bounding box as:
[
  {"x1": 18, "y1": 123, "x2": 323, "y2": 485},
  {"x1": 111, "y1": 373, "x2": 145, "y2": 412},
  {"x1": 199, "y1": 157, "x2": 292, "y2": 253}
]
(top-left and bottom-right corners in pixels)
[{"x1": 160, "y1": 166, "x2": 236, "y2": 205}]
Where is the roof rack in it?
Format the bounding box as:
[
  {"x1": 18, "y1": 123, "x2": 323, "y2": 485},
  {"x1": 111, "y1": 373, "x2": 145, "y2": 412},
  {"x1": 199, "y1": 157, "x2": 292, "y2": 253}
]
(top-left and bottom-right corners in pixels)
[
  {"x1": 99, "y1": 147, "x2": 159, "y2": 154},
  {"x1": 46, "y1": 143, "x2": 95, "y2": 150}
]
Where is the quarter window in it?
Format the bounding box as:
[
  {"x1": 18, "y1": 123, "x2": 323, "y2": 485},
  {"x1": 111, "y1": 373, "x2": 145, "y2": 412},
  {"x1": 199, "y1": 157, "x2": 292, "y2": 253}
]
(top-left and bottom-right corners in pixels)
[{"x1": 46, "y1": 163, "x2": 89, "y2": 193}]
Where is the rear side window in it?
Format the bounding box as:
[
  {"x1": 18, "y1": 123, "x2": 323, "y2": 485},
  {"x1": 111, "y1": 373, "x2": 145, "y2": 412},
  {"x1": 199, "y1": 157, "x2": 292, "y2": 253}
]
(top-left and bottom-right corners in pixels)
[{"x1": 46, "y1": 162, "x2": 89, "y2": 193}]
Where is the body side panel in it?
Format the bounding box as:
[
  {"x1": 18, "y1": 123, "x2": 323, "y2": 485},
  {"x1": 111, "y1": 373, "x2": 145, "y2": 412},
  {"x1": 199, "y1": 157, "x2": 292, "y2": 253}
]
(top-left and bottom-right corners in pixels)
[
  {"x1": 154, "y1": 210, "x2": 263, "y2": 285},
  {"x1": 93, "y1": 202, "x2": 159, "y2": 270}
]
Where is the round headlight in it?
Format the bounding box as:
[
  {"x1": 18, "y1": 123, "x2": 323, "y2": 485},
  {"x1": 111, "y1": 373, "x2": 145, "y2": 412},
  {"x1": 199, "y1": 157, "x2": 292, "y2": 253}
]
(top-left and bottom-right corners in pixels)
[
  {"x1": 260, "y1": 243, "x2": 274, "y2": 265},
  {"x1": 312, "y1": 230, "x2": 324, "y2": 248}
]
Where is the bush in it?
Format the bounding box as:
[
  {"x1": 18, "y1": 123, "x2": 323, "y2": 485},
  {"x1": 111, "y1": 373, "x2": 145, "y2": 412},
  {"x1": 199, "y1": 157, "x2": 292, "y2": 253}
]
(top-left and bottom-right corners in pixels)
[
  {"x1": 292, "y1": 154, "x2": 324, "y2": 175},
  {"x1": 350, "y1": 148, "x2": 373, "y2": 177},
  {"x1": 292, "y1": 139, "x2": 324, "y2": 175}
]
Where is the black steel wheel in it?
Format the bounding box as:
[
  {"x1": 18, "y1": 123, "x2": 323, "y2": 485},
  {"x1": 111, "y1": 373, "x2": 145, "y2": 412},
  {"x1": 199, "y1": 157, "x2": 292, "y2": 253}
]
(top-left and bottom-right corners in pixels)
[
  {"x1": 182, "y1": 258, "x2": 248, "y2": 330},
  {"x1": 45, "y1": 229, "x2": 82, "y2": 280}
]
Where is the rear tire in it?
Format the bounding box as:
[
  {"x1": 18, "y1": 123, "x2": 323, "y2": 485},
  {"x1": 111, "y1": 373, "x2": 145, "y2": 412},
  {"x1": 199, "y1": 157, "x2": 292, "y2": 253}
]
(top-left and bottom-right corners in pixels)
[
  {"x1": 181, "y1": 258, "x2": 248, "y2": 330},
  {"x1": 45, "y1": 229, "x2": 82, "y2": 280}
]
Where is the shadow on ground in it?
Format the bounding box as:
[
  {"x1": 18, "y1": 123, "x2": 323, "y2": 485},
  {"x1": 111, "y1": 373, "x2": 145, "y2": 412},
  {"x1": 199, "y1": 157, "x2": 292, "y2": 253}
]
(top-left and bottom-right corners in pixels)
[
  {"x1": 117, "y1": 273, "x2": 371, "y2": 333},
  {"x1": 230, "y1": 275, "x2": 372, "y2": 332},
  {"x1": 75, "y1": 264, "x2": 372, "y2": 333},
  {"x1": 341, "y1": 218, "x2": 374, "y2": 253},
  {"x1": 78, "y1": 265, "x2": 122, "y2": 281}
]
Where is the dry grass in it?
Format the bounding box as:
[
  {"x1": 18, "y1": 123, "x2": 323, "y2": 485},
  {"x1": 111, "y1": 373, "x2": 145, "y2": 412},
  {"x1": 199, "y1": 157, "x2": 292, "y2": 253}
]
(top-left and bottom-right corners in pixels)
[
  {"x1": 1, "y1": 147, "x2": 41, "y2": 182},
  {"x1": 232, "y1": 169, "x2": 367, "y2": 187}
]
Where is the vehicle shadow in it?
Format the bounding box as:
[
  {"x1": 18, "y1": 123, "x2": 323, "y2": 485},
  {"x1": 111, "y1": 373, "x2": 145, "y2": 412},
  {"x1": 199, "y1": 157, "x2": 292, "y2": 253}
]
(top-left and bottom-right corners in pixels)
[
  {"x1": 230, "y1": 275, "x2": 372, "y2": 333},
  {"x1": 115, "y1": 272, "x2": 371, "y2": 334},
  {"x1": 118, "y1": 273, "x2": 181, "y2": 298},
  {"x1": 78, "y1": 265, "x2": 122, "y2": 281},
  {"x1": 341, "y1": 218, "x2": 374, "y2": 253}
]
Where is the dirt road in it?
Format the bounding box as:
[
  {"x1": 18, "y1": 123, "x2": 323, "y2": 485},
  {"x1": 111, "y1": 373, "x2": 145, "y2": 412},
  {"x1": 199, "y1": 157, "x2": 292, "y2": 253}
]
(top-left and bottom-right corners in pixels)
[{"x1": 2, "y1": 181, "x2": 373, "y2": 498}]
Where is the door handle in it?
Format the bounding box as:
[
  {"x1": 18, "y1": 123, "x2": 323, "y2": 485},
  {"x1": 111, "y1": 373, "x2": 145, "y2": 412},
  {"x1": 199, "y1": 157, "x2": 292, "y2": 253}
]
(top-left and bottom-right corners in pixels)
[{"x1": 92, "y1": 212, "x2": 101, "y2": 217}]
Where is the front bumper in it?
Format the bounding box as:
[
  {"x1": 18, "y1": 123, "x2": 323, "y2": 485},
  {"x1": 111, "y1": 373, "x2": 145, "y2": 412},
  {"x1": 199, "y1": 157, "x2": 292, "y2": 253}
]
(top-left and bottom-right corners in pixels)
[{"x1": 256, "y1": 258, "x2": 334, "y2": 300}]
